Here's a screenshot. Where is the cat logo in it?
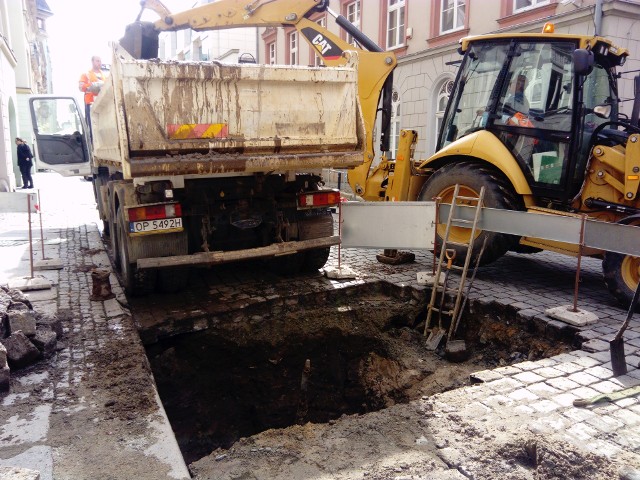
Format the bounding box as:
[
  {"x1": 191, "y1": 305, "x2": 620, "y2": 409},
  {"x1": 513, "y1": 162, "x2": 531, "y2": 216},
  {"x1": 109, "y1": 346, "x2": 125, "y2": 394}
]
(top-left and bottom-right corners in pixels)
[
  {"x1": 301, "y1": 27, "x2": 342, "y2": 61},
  {"x1": 312, "y1": 34, "x2": 332, "y2": 55}
]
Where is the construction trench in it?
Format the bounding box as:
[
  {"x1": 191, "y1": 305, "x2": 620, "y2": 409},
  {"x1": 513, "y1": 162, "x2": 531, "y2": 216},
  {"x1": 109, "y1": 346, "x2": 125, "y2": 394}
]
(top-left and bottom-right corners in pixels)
[{"x1": 139, "y1": 279, "x2": 571, "y2": 468}]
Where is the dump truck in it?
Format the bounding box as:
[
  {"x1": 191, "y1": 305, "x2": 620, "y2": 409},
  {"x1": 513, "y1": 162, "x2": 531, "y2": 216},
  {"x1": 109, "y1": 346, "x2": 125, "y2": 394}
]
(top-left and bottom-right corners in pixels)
[{"x1": 29, "y1": 0, "x2": 397, "y2": 295}]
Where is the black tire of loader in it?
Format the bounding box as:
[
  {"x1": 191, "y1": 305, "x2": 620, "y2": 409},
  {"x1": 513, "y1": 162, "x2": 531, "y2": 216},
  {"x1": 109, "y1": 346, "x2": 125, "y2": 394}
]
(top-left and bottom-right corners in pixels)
[
  {"x1": 602, "y1": 252, "x2": 637, "y2": 309},
  {"x1": 117, "y1": 208, "x2": 157, "y2": 296},
  {"x1": 418, "y1": 161, "x2": 523, "y2": 267}
]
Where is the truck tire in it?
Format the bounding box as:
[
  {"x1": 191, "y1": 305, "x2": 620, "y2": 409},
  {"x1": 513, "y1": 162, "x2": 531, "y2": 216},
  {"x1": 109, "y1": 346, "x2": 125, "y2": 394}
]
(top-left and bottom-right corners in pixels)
[
  {"x1": 418, "y1": 161, "x2": 522, "y2": 266},
  {"x1": 603, "y1": 216, "x2": 640, "y2": 308},
  {"x1": 300, "y1": 212, "x2": 333, "y2": 273},
  {"x1": 116, "y1": 209, "x2": 157, "y2": 296}
]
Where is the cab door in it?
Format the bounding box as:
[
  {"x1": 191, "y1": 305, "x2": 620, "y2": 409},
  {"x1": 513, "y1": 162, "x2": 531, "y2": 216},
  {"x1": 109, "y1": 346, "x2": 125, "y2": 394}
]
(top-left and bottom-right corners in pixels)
[{"x1": 29, "y1": 96, "x2": 92, "y2": 177}]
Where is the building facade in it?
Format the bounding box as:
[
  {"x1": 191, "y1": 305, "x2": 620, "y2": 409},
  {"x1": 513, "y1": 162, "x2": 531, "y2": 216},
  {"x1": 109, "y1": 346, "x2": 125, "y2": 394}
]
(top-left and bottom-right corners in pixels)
[
  {"x1": 256, "y1": 0, "x2": 640, "y2": 161},
  {"x1": 0, "y1": 0, "x2": 52, "y2": 191}
]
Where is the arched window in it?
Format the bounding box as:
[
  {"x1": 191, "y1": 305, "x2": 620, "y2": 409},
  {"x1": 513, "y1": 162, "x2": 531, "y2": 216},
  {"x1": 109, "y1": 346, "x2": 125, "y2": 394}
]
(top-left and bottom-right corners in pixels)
[
  {"x1": 435, "y1": 79, "x2": 454, "y2": 148},
  {"x1": 389, "y1": 90, "x2": 401, "y2": 158}
]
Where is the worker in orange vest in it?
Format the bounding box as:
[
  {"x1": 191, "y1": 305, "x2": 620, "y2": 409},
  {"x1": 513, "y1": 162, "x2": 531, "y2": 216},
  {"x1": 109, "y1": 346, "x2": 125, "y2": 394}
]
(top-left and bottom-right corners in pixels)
[{"x1": 78, "y1": 56, "x2": 107, "y2": 139}]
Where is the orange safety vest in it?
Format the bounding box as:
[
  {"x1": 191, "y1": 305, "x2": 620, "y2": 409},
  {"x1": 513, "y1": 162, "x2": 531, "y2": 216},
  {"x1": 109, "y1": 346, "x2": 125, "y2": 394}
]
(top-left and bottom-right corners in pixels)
[{"x1": 79, "y1": 69, "x2": 106, "y2": 105}]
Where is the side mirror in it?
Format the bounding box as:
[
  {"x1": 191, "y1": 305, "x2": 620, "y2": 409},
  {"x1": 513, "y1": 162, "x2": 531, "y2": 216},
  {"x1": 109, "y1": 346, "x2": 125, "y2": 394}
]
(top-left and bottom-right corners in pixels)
[
  {"x1": 573, "y1": 49, "x2": 594, "y2": 76},
  {"x1": 593, "y1": 104, "x2": 612, "y2": 119}
]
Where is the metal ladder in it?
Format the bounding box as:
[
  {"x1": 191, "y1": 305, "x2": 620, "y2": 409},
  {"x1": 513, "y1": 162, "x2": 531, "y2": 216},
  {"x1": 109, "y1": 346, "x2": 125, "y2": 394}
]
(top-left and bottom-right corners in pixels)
[{"x1": 423, "y1": 184, "x2": 486, "y2": 349}]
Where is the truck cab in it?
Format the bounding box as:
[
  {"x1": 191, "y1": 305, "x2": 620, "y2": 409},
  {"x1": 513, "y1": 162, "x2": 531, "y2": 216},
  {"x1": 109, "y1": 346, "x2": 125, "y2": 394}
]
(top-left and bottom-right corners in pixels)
[{"x1": 28, "y1": 96, "x2": 92, "y2": 178}]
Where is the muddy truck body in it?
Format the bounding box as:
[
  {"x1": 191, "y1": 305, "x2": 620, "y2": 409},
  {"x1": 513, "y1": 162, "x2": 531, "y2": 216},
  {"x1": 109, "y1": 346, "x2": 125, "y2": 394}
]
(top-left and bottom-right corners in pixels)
[{"x1": 92, "y1": 43, "x2": 367, "y2": 294}]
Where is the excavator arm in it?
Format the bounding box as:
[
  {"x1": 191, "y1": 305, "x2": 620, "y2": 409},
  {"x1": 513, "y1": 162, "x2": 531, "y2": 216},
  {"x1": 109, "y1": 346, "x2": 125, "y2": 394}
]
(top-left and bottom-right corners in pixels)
[{"x1": 121, "y1": 0, "x2": 396, "y2": 200}]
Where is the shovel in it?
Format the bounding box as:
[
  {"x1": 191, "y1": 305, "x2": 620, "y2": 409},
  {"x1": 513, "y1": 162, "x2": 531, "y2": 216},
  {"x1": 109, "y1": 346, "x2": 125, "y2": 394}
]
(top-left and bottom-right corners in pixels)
[
  {"x1": 426, "y1": 249, "x2": 456, "y2": 350},
  {"x1": 610, "y1": 281, "x2": 640, "y2": 376}
]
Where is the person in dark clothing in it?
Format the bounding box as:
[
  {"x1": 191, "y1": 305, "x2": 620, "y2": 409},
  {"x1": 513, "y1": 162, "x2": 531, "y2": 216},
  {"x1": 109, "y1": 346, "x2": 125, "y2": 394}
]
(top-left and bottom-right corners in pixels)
[{"x1": 15, "y1": 137, "x2": 34, "y2": 189}]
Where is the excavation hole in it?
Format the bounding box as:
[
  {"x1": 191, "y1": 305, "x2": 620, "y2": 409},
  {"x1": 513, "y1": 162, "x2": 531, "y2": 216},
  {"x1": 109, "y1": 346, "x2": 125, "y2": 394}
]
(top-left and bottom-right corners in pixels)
[{"x1": 146, "y1": 284, "x2": 569, "y2": 465}]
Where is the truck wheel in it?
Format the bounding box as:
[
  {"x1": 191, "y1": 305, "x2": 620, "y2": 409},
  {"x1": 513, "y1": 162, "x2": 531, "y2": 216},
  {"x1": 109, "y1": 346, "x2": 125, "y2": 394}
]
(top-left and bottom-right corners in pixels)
[
  {"x1": 300, "y1": 212, "x2": 333, "y2": 273},
  {"x1": 116, "y1": 209, "x2": 156, "y2": 296},
  {"x1": 603, "y1": 252, "x2": 640, "y2": 309},
  {"x1": 418, "y1": 161, "x2": 522, "y2": 266},
  {"x1": 157, "y1": 268, "x2": 189, "y2": 293}
]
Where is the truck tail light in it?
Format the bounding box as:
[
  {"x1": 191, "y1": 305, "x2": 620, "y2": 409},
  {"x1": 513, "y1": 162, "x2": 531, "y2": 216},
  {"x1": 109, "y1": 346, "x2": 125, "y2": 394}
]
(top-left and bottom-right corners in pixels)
[
  {"x1": 127, "y1": 203, "x2": 182, "y2": 221},
  {"x1": 298, "y1": 190, "x2": 341, "y2": 208}
]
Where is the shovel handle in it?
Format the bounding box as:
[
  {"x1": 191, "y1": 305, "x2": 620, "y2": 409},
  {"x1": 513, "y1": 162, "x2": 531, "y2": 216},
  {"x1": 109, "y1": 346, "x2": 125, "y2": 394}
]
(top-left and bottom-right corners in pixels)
[
  {"x1": 615, "y1": 281, "x2": 640, "y2": 341},
  {"x1": 445, "y1": 249, "x2": 456, "y2": 269}
]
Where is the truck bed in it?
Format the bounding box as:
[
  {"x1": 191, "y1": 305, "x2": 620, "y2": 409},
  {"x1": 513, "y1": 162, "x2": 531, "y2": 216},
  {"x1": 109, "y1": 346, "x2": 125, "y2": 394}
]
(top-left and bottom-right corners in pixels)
[{"x1": 91, "y1": 44, "x2": 365, "y2": 178}]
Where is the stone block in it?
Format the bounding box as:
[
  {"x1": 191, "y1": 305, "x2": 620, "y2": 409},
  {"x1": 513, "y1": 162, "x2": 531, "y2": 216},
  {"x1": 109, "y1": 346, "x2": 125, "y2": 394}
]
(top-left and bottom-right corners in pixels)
[
  {"x1": 7, "y1": 288, "x2": 32, "y2": 310},
  {"x1": 0, "y1": 365, "x2": 9, "y2": 391},
  {"x1": 7, "y1": 310, "x2": 36, "y2": 337},
  {"x1": 0, "y1": 342, "x2": 6, "y2": 367},
  {"x1": 31, "y1": 329, "x2": 57, "y2": 358},
  {"x1": 1, "y1": 332, "x2": 40, "y2": 369},
  {"x1": 35, "y1": 312, "x2": 63, "y2": 339},
  {"x1": 0, "y1": 466, "x2": 40, "y2": 480},
  {"x1": 0, "y1": 290, "x2": 11, "y2": 315}
]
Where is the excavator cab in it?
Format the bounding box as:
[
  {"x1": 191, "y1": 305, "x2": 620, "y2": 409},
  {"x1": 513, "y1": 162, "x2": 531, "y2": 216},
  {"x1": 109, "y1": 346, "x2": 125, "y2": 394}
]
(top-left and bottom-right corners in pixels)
[{"x1": 435, "y1": 35, "x2": 624, "y2": 206}]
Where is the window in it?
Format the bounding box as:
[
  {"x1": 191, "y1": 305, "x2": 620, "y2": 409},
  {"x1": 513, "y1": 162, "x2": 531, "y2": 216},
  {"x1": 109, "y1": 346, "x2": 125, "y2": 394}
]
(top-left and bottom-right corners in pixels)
[
  {"x1": 345, "y1": 1, "x2": 361, "y2": 46},
  {"x1": 387, "y1": 0, "x2": 405, "y2": 50},
  {"x1": 268, "y1": 42, "x2": 276, "y2": 64},
  {"x1": 513, "y1": 0, "x2": 550, "y2": 13},
  {"x1": 435, "y1": 80, "x2": 454, "y2": 148},
  {"x1": 440, "y1": 0, "x2": 465, "y2": 34},
  {"x1": 289, "y1": 31, "x2": 298, "y2": 65},
  {"x1": 389, "y1": 90, "x2": 401, "y2": 157}
]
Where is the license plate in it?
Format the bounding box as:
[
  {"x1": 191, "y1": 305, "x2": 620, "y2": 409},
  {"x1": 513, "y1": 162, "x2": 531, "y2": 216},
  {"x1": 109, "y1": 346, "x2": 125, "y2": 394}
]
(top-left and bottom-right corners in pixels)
[{"x1": 130, "y1": 217, "x2": 183, "y2": 234}]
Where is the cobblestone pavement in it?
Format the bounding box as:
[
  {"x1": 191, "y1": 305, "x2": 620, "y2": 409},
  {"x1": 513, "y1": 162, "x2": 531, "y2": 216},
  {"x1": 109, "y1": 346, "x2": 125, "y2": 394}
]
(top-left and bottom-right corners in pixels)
[{"x1": 0, "y1": 172, "x2": 639, "y2": 478}]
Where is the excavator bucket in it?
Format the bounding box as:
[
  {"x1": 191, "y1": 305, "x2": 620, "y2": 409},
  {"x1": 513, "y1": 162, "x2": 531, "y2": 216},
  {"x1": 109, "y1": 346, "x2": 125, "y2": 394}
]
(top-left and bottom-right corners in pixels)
[{"x1": 120, "y1": 21, "x2": 159, "y2": 60}]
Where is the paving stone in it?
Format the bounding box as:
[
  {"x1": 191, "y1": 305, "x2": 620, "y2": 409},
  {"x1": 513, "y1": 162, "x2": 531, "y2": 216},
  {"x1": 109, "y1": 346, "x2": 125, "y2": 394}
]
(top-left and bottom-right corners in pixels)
[
  {"x1": 565, "y1": 421, "x2": 599, "y2": 442},
  {"x1": 1, "y1": 332, "x2": 40, "y2": 369},
  {"x1": 583, "y1": 365, "x2": 614, "y2": 380},
  {"x1": 508, "y1": 388, "x2": 538, "y2": 402},
  {"x1": 591, "y1": 380, "x2": 629, "y2": 394},
  {"x1": 513, "y1": 371, "x2": 545, "y2": 384},
  {"x1": 469, "y1": 369, "x2": 503, "y2": 384},
  {"x1": 35, "y1": 312, "x2": 62, "y2": 339},
  {"x1": 552, "y1": 392, "x2": 579, "y2": 407},
  {"x1": 612, "y1": 408, "x2": 640, "y2": 426},
  {"x1": 485, "y1": 377, "x2": 522, "y2": 394},
  {"x1": 531, "y1": 399, "x2": 560, "y2": 413},
  {"x1": 567, "y1": 371, "x2": 600, "y2": 386},
  {"x1": 571, "y1": 355, "x2": 602, "y2": 367},
  {"x1": 527, "y1": 382, "x2": 560, "y2": 398},
  {"x1": 492, "y1": 366, "x2": 521, "y2": 376},
  {"x1": 481, "y1": 394, "x2": 514, "y2": 409},
  {"x1": 6, "y1": 288, "x2": 33, "y2": 310},
  {"x1": 7, "y1": 310, "x2": 36, "y2": 337},
  {"x1": 0, "y1": 364, "x2": 9, "y2": 391},
  {"x1": 532, "y1": 366, "x2": 564, "y2": 379},
  {"x1": 31, "y1": 329, "x2": 56, "y2": 358},
  {"x1": 584, "y1": 412, "x2": 625, "y2": 433},
  {"x1": 553, "y1": 362, "x2": 584, "y2": 374}
]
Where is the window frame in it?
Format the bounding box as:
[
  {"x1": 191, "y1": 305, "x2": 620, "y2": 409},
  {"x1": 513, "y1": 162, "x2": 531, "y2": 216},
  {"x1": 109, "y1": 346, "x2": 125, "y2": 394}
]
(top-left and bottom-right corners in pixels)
[
  {"x1": 386, "y1": 0, "x2": 406, "y2": 50},
  {"x1": 513, "y1": 0, "x2": 550, "y2": 14},
  {"x1": 288, "y1": 30, "x2": 298, "y2": 65},
  {"x1": 440, "y1": 0, "x2": 466, "y2": 35}
]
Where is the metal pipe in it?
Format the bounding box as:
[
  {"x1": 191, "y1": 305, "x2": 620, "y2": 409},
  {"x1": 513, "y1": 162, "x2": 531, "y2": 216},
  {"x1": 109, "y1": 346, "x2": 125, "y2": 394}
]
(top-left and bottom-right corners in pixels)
[
  {"x1": 572, "y1": 214, "x2": 587, "y2": 312},
  {"x1": 27, "y1": 194, "x2": 34, "y2": 279},
  {"x1": 594, "y1": 0, "x2": 603, "y2": 36}
]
